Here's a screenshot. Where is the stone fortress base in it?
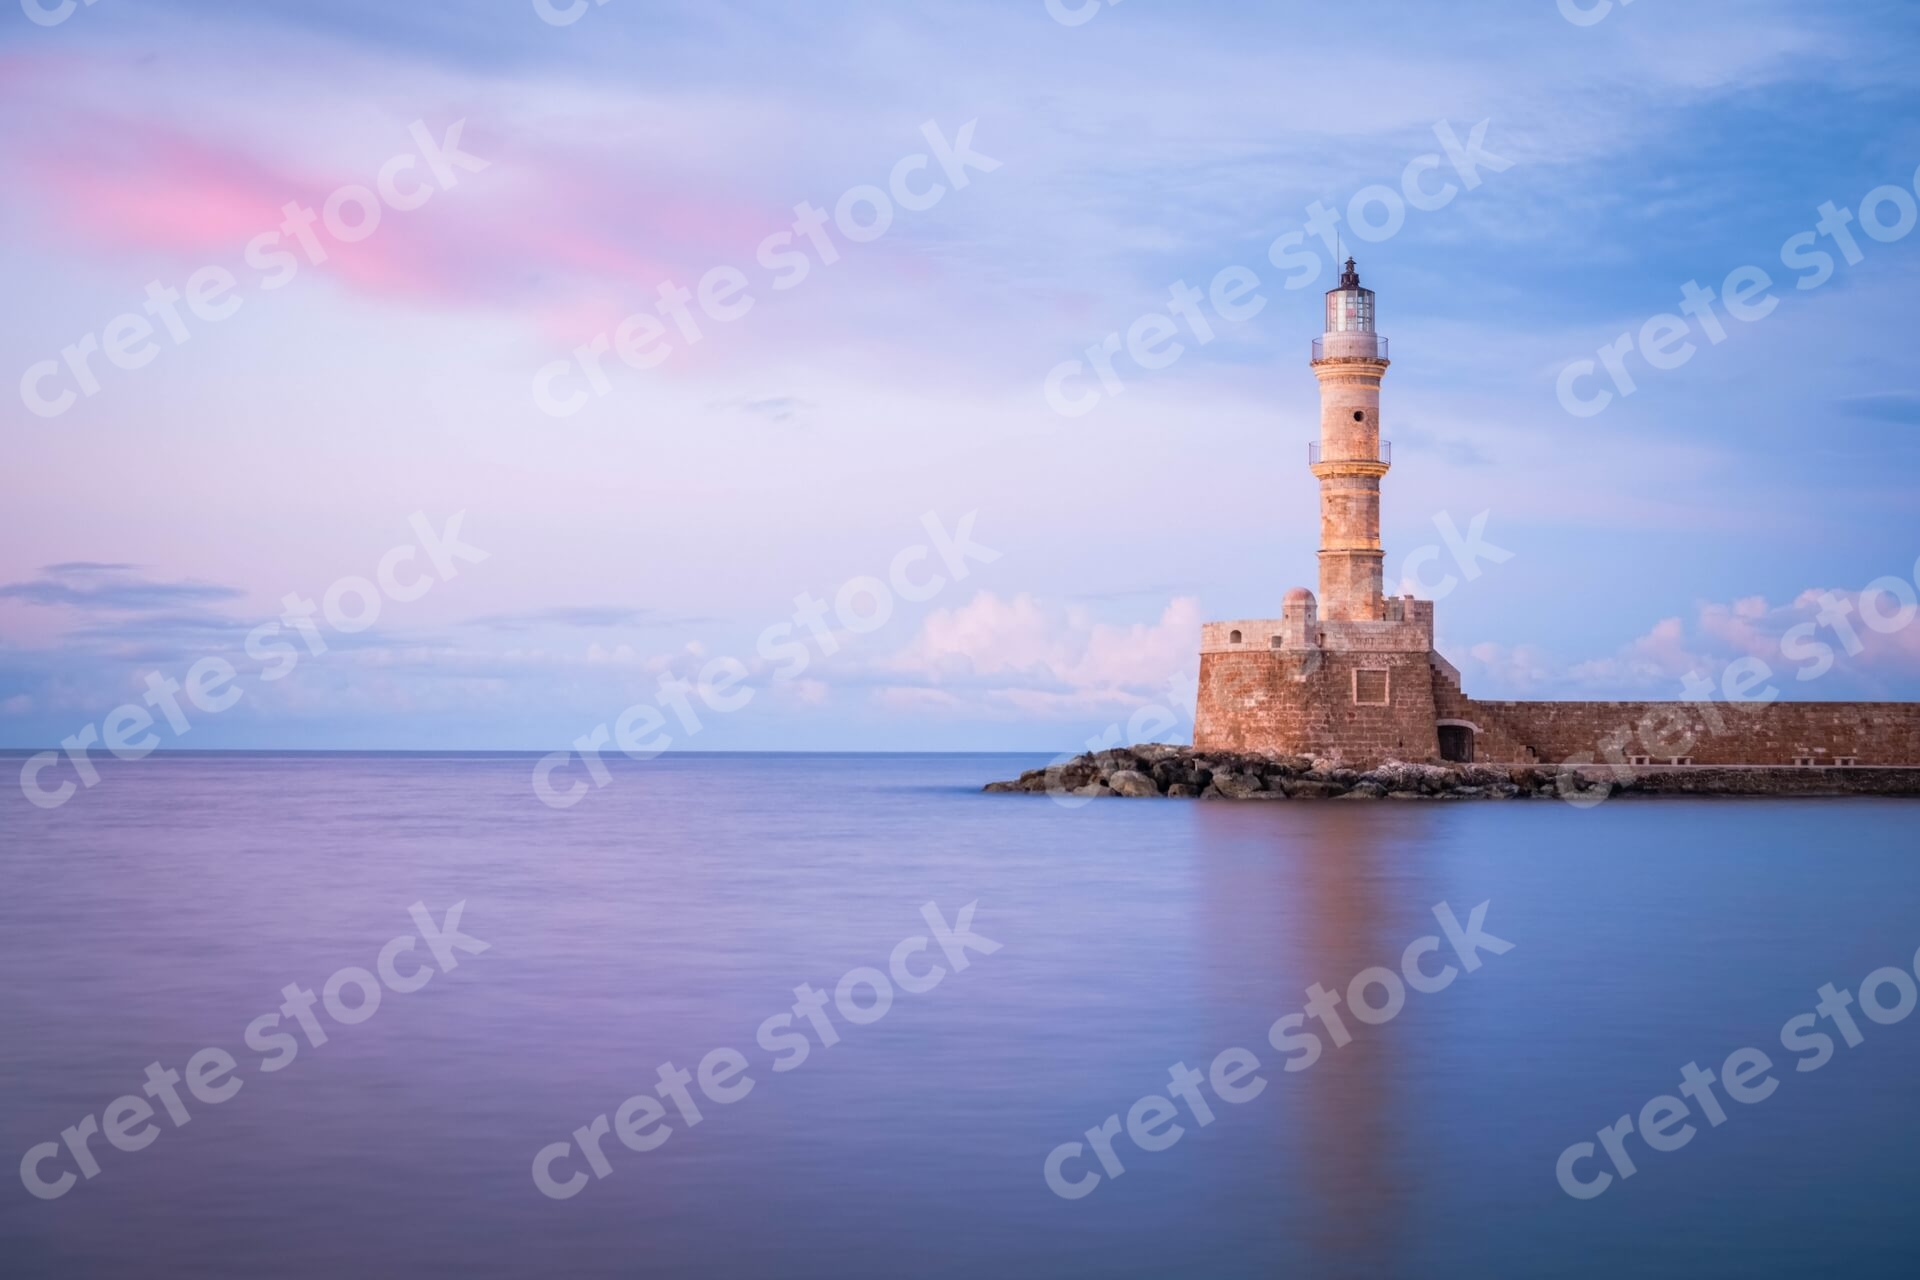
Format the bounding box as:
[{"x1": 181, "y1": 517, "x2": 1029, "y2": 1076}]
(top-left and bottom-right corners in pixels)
[{"x1": 1193, "y1": 590, "x2": 1920, "y2": 772}]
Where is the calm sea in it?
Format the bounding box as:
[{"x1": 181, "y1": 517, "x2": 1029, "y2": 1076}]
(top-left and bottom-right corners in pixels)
[{"x1": 2, "y1": 752, "x2": 1917, "y2": 1279}]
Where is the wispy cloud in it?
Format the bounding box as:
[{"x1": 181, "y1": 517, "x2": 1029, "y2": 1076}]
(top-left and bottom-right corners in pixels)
[
  {"x1": 1837, "y1": 393, "x2": 1920, "y2": 425},
  {"x1": 713, "y1": 395, "x2": 812, "y2": 423},
  {"x1": 0, "y1": 564, "x2": 244, "y2": 612},
  {"x1": 463, "y1": 605, "x2": 715, "y2": 631}
]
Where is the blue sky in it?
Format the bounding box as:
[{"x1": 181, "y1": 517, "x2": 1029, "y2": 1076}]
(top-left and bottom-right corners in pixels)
[{"x1": 3, "y1": 0, "x2": 1919, "y2": 751}]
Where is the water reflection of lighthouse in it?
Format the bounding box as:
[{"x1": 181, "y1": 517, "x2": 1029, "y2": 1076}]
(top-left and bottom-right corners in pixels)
[{"x1": 1196, "y1": 805, "x2": 1419, "y2": 1278}]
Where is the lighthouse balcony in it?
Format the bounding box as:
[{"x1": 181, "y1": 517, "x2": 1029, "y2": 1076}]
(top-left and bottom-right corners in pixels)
[
  {"x1": 1308, "y1": 440, "x2": 1391, "y2": 466},
  {"x1": 1312, "y1": 334, "x2": 1388, "y2": 362}
]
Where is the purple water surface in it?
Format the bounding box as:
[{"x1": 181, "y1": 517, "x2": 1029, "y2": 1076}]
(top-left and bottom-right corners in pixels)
[{"x1": 3, "y1": 752, "x2": 1918, "y2": 1278}]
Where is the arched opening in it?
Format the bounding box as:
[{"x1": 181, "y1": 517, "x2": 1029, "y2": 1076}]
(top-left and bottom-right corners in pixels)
[
  {"x1": 1437, "y1": 724, "x2": 1475, "y2": 763},
  {"x1": 1229, "y1": 630, "x2": 1242, "y2": 644}
]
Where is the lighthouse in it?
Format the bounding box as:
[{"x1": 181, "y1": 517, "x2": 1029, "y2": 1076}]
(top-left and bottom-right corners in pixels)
[
  {"x1": 1185, "y1": 254, "x2": 1920, "y2": 772},
  {"x1": 1193, "y1": 253, "x2": 1444, "y2": 764},
  {"x1": 1309, "y1": 258, "x2": 1391, "y2": 623}
]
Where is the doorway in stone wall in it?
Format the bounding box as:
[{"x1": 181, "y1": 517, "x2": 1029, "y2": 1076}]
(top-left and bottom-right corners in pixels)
[{"x1": 1438, "y1": 724, "x2": 1475, "y2": 763}]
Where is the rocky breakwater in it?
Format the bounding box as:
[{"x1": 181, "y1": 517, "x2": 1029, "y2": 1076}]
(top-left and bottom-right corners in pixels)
[
  {"x1": 982, "y1": 746, "x2": 1920, "y2": 801},
  {"x1": 983, "y1": 745, "x2": 1554, "y2": 801}
]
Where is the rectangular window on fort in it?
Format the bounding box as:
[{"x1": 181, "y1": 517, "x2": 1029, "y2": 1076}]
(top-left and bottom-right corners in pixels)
[{"x1": 1353, "y1": 670, "x2": 1389, "y2": 705}]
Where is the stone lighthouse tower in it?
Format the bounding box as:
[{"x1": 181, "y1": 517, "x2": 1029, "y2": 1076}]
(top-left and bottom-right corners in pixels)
[
  {"x1": 1193, "y1": 255, "x2": 1446, "y2": 764},
  {"x1": 1310, "y1": 258, "x2": 1391, "y2": 623}
]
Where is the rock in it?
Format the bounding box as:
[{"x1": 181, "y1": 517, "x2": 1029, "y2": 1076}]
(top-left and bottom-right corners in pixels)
[
  {"x1": 1108, "y1": 770, "x2": 1160, "y2": 798},
  {"x1": 983, "y1": 781, "x2": 1020, "y2": 793},
  {"x1": 1167, "y1": 783, "x2": 1202, "y2": 798},
  {"x1": 1029, "y1": 762, "x2": 1095, "y2": 793},
  {"x1": 1338, "y1": 782, "x2": 1387, "y2": 799},
  {"x1": 1211, "y1": 772, "x2": 1265, "y2": 799},
  {"x1": 1386, "y1": 790, "x2": 1431, "y2": 801},
  {"x1": 1441, "y1": 786, "x2": 1488, "y2": 800},
  {"x1": 1283, "y1": 779, "x2": 1342, "y2": 799},
  {"x1": 1073, "y1": 783, "x2": 1113, "y2": 798},
  {"x1": 1556, "y1": 772, "x2": 1614, "y2": 802}
]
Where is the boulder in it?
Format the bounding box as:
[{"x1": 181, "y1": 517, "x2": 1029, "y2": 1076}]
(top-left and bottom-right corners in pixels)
[
  {"x1": 1167, "y1": 783, "x2": 1202, "y2": 798},
  {"x1": 1108, "y1": 770, "x2": 1160, "y2": 798},
  {"x1": 1283, "y1": 779, "x2": 1342, "y2": 799},
  {"x1": 1210, "y1": 772, "x2": 1265, "y2": 800},
  {"x1": 1042, "y1": 762, "x2": 1097, "y2": 792}
]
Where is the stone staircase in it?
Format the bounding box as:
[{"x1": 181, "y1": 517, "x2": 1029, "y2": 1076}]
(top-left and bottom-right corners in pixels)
[{"x1": 1429, "y1": 653, "x2": 1541, "y2": 765}]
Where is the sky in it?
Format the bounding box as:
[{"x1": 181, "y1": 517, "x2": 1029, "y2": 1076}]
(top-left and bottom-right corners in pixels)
[{"x1": 3, "y1": 0, "x2": 1919, "y2": 752}]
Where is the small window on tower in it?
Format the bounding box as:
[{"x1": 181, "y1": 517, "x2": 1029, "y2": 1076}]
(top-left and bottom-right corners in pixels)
[
  {"x1": 1229, "y1": 630, "x2": 1242, "y2": 644},
  {"x1": 1353, "y1": 670, "x2": 1389, "y2": 705},
  {"x1": 1353, "y1": 410, "x2": 1365, "y2": 422}
]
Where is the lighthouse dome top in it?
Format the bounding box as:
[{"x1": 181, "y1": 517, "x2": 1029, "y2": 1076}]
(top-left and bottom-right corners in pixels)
[{"x1": 1325, "y1": 256, "x2": 1375, "y2": 334}]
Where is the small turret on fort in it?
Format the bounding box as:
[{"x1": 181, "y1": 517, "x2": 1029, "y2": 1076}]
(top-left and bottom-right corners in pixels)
[{"x1": 1310, "y1": 258, "x2": 1391, "y2": 623}]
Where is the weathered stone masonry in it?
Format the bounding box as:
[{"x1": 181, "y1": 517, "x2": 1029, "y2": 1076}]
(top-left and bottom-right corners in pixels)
[{"x1": 1191, "y1": 259, "x2": 1920, "y2": 769}]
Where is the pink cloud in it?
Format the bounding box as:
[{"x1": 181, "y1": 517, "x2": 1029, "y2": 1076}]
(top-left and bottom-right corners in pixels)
[
  {"x1": 2, "y1": 78, "x2": 783, "y2": 322},
  {"x1": 1470, "y1": 581, "x2": 1920, "y2": 700},
  {"x1": 870, "y1": 591, "x2": 1201, "y2": 720}
]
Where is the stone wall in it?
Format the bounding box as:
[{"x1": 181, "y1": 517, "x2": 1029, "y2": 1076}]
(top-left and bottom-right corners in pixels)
[
  {"x1": 1194, "y1": 649, "x2": 1441, "y2": 763},
  {"x1": 1196, "y1": 647, "x2": 1920, "y2": 769},
  {"x1": 1457, "y1": 697, "x2": 1920, "y2": 767}
]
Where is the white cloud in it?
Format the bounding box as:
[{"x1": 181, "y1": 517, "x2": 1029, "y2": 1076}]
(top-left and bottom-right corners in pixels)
[
  {"x1": 869, "y1": 590, "x2": 1201, "y2": 721},
  {"x1": 1460, "y1": 582, "x2": 1920, "y2": 700}
]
